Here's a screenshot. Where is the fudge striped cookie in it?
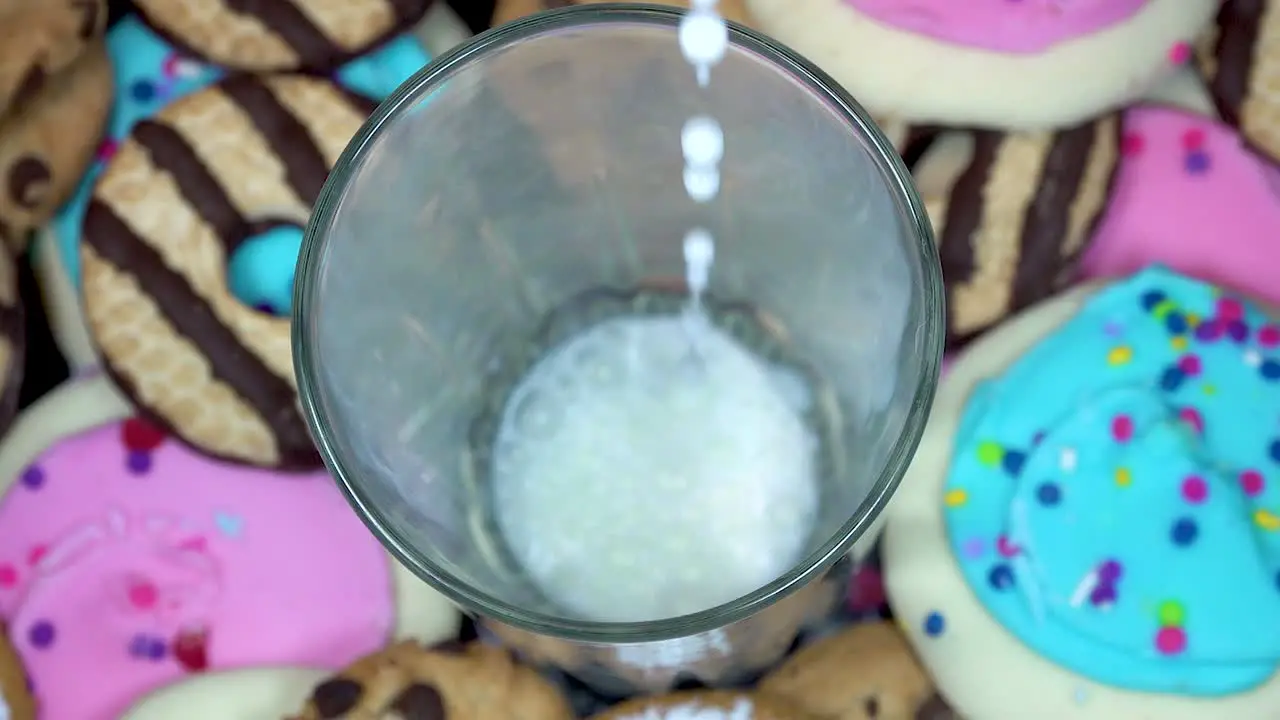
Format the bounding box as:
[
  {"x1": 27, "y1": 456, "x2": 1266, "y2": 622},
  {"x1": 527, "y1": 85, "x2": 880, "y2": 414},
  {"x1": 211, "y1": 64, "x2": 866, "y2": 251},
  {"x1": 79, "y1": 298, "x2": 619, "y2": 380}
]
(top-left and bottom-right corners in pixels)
[
  {"x1": 80, "y1": 74, "x2": 376, "y2": 469},
  {"x1": 1197, "y1": 0, "x2": 1280, "y2": 162},
  {"x1": 0, "y1": 248, "x2": 22, "y2": 441},
  {"x1": 133, "y1": 0, "x2": 436, "y2": 73},
  {"x1": 911, "y1": 115, "x2": 1121, "y2": 348}
]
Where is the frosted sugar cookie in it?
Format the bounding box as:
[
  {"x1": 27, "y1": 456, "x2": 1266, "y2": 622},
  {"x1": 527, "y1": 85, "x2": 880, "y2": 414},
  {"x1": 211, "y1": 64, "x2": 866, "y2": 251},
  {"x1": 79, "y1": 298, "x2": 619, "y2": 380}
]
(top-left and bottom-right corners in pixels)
[
  {"x1": 32, "y1": 14, "x2": 430, "y2": 374},
  {"x1": 1082, "y1": 106, "x2": 1280, "y2": 309},
  {"x1": 745, "y1": 0, "x2": 1217, "y2": 129},
  {"x1": 883, "y1": 267, "x2": 1280, "y2": 718},
  {"x1": 0, "y1": 377, "x2": 459, "y2": 720}
]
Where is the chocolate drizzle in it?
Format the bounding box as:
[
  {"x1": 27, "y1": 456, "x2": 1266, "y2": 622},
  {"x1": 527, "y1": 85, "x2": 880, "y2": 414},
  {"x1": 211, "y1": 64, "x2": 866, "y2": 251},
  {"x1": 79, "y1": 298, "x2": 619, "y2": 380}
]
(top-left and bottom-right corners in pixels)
[
  {"x1": 83, "y1": 202, "x2": 320, "y2": 468},
  {"x1": 1205, "y1": 0, "x2": 1266, "y2": 127},
  {"x1": 220, "y1": 77, "x2": 332, "y2": 206},
  {"x1": 1010, "y1": 121, "x2": 1101, "y2": 309},
  {"x1": 222, "y1": 0, "x2": 345, "y2": 69}
]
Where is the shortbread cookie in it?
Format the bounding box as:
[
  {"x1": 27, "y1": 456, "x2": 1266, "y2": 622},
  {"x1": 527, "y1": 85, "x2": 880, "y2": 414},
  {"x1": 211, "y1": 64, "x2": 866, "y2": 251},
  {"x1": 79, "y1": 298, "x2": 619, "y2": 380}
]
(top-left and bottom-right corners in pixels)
[
  {"x1": 759, "y1": 622, "x2": 955, "y2": 720},
  {"x1": 746, "y1": 0, "x2": 1217, "y2": 129},
  {"x1": 122, "y1": 667, "x2": 329, "y2": 720},
  {"x1": 0, "y1": 0, "x2": 105, "y2": 115},
  {"x1": 293, "y1": 640, "x2": 575, "y2": 719},
  {"x1": 913, "y1": 114, "x2": 1120, "y2": 347},
  {"x1": 0, "y1": 40, "x2": 110, "y2": 254},
  {"x1": 884, "y1": 268, "x2": 1280, "y2": 718},
  {"x1": 591, "y1": 690, "x2": 805, "y2": 720},
  {"x1": 1197, "y1": 0, "x2": 1280, "y2": 162},
  {"x1": 36, "y1": 14, "x2": 431, "y2": 374},
  {"x1": 0, "y1": 377, "x2": 460, "y2": 720},
  {"x1": 133, "y1": 0, "x2": 434, "y2": 73},
  {"x1": 1083, "y1": 106, "x2": 1280, "y2": 309},
  {"x1": 0, "y1": 627, "x2": 35, "y2": 720},
  {"x1": 493, "y1": 0, "x2": 754, "y2": 28}
]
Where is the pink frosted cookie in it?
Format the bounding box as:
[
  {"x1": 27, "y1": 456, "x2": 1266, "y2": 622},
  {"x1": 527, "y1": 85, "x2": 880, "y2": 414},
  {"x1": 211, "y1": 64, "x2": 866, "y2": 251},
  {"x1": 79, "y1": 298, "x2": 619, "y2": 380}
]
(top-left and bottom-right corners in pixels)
[
  {"x1": 745, "y1": 0, "x2": 1218, "y2": 128},
  {"x1": 0, "y1": 378, "x2": 460, "y2": 720},
  {"x1": 1081, "y1": 105, "x2": 1280, "y2": 308}
]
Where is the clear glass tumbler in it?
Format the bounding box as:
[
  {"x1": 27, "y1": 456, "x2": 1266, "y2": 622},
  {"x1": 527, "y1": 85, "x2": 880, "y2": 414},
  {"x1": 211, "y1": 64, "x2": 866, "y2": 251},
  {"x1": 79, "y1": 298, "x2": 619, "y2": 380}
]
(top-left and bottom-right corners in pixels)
[{"x1": 293, "y1": 3, "x2": 944, "y2": 697}]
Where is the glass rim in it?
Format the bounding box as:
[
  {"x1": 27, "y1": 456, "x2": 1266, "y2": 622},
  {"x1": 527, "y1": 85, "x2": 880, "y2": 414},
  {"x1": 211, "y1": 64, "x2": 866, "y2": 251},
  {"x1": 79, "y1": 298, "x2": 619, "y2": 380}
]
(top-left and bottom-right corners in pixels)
[{"x1": 293, "y1": 2, "x2": 945, "y2": 644}]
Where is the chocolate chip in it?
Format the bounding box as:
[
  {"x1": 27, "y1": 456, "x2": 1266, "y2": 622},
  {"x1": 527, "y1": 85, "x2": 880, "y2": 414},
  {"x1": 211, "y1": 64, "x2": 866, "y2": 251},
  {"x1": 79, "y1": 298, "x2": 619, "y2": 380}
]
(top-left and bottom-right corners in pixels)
[
  {"x1": 390, "y1": 683, "x2": 446, "y2": 720},
  {"x1": 7, "y1": 156, "x2": 51, "y2": 209},
  {"x1": 915, "y1": 691, "x2": 959, "y2": 720},
  {"x1": 72, "y1": 0, "x2": 101, "y2": 38},
  {"x1": 863, "y1": 696, "x2": 880, "y2": 717},
  {"x1": 311, "y1": 678, "x2": 364, "y2": 718},
  {"x1": 11, "y1": 65, "x2": 46, "y2": 109}
]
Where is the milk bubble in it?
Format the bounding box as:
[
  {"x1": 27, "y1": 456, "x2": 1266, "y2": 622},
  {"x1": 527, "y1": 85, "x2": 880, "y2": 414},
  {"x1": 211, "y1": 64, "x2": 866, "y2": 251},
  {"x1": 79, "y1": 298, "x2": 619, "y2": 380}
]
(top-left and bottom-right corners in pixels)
[
  {"x1": 679, "y1": 10, "x2": 728, "y2": 86},
  {"x1": 682, "y1": 116, "x2": 724, "y2": 167}
]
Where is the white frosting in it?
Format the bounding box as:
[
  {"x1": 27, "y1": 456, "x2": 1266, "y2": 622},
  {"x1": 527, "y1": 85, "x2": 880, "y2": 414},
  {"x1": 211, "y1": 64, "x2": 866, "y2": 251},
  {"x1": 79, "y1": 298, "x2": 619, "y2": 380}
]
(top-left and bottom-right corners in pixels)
[
  {"x1": 0, "y1": 378, "x2": 461, "y2": 644},
  {"x1": 120, "y1": 667, "x2": 329, "y2": 719},
  {"x1": 622, "y1": 697, "x2": 754, "y2": 720},
  {"x1": 882, "y1": 282, "x2": 1280, "y2": 718},
  {"x1": 491, "y1": 316, "x2": 819, "y2": 622},
  {"x1": 744, "y1": 0, "x2": 1217, "y2": 128}
]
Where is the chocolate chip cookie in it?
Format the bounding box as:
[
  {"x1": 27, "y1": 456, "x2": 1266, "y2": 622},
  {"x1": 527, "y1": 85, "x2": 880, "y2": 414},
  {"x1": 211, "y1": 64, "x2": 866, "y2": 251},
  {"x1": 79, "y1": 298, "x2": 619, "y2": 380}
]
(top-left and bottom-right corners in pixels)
[
  {"x1": 0, "y1": 625, "x2": 36, "y2": 720},
  {"x1": 294, "y1": 640, "x2": 576, "y2": 719},
  {"x1": 758, "y1": 622, "x2": 959, "y2": 720},
  {"x1": 0, "y1": 0, "x2": 105, "y2": 115},
  {"x1": 590, "y1": 690, "x2": 811, "y2": 719}
]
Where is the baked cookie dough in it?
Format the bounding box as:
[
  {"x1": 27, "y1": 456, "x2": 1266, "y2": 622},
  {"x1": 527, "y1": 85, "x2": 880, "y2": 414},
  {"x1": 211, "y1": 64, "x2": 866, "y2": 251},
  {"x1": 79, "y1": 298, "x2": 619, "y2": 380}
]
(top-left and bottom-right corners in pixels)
[
  {"x1": 912, "y1": 114, "x2": 1120, "y2": 347},
  {"x1": 0, "y1": 377, "x2": 460, "y2": 720},
  {"x1": 0, "y1": 39, "x2": 111, "y2": 254},
  {"x1": 591, "y1": 690, "x2": 806, "y2": 719},
  {"x1": 133, "y1": 0, "x2": 435, "y2": 73},
  {"x1": 1198, "y1": 0, "x2": 1280, "y2": 163},
  {"x1": 745, "y1": 0, "x2": 1218, "y2": 129},
  {"x1": 493, "y1": 0, "x2": 754, "y2": 28},
  {"x1": 883, "y1": 267, "x2": 1280, "y2": 718},
  {"x1": 1083, "y1": 106, "x2": 1280, "y2": 309},
  {"x1": 759, "y1": 621, "x2": 954, "y2": 719},
  {"x1": 0, "y1": 0, "x2": 105, "y2": 115},
  {"x1": 35, "y1": 14, "x2": 431, "y2": 374},
  {"x1": 293, "y1": 640, "x2": 575, "y2": 719},
  {"x1": 0, "y1": 626, "x2": 35, "y2": 720}
]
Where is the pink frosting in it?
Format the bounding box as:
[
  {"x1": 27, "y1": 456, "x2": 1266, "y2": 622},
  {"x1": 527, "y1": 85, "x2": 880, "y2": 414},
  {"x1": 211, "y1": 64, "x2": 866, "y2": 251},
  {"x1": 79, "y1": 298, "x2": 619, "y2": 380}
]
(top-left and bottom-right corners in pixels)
[
  {"x1": 0, "y1": 417, "x2": 393, "y2": 720},
  {"x1": 1082, "y1": 106, "x2": 1280, "y2": 307},
  {"x1": 845, "y1": 0, "x2": 1151, "y2": 54}
]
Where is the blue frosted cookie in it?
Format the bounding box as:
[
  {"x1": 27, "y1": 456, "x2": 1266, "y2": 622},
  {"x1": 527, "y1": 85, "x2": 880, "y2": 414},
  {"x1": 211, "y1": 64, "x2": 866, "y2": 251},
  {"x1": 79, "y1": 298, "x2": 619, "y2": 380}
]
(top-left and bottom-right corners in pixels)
[{"x1": 884, "y1": 267, "x2": 1280, "y2": 719}]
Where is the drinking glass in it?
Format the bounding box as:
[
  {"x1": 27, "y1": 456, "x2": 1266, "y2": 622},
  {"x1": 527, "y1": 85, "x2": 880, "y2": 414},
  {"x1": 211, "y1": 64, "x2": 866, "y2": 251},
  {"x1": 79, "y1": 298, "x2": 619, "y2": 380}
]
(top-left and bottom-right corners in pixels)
[{"x1": 293, "y1": 3, "x2": 944, "y2": 696}]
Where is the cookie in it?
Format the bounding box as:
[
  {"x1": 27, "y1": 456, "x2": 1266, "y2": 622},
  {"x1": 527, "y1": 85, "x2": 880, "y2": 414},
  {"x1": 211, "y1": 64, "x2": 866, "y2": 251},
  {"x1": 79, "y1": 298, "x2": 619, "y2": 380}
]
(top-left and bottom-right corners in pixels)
[
  {"x1": 758, "y1": 622, "x2": 954, "y2": 720},
  {"x1": 35, "y1": 14, "x2": 431, "y2": 375},
  {"x1": 0, "y1": 39, "x2": 111, "y2": 254},
  {"x1": 883, "y1": 268, "x2": 1280, "y2": 718},
  {"x1": 0, "y1": 377, "x2": 460, "y2": 720},
  {"x1": 0, "y1": 0, "x2": 105, "y2": 115},
  {"x1": 590, "y1": 690, "x2": 807, "y2": 719},
  {"x1": 1197, "y1": 0, "x2": 1280, "y2": 163},
  {"x1": 1083, "y1": 105, "x2": 1280, "y2": 310},
  {"x1": 133, "y1": 0, "x2": 434, "y2": 73},
  {"x1": 493, "y1": 0, "x2": 754, "y2": 28},
  {"x1": 0, "y1": 627, "x2": 35, "y2": 720},
  {"x1": 911, "y1": 114, "x2": 1120, "y2": 347},
  {"x1": 78, "y1": 73, "x2": 377, "y2": 470},
  {"x1": 746, "y1": 0, "x2": 1217, "y2": 129},
  {"x1": 122, "y1": 667, "x2": 330, "y2": 720},
  {"x1": 293, "y1": 640, "x2": 576, "y2": 719}
]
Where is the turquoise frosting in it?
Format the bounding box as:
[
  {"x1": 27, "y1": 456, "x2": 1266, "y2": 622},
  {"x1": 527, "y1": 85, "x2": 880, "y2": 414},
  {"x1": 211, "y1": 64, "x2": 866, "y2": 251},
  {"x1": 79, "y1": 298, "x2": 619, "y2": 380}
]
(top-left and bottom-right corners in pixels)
[
  {"x1": 943, "y1": 266, "x2": 1280, "y2": 695},
  {"x1": 48, "y1": 15, "x2": 430, "y2": 315}
]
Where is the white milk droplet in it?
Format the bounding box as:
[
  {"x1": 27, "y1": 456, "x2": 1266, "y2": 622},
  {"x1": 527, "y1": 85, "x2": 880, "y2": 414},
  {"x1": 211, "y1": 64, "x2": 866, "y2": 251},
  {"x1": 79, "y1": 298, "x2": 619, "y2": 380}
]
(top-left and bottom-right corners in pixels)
[
  {"x1": 679, "y1": 10, "x2": 728, "y2": 87},
  {"x1": 683, "y1": 166, "x2": 720, "y2": 202},
  {"x1": 684, "y1": 228, "x2": 715, "y2": 296},
  {"x1": 682, "y1": 116, "x2": 724, "y2": 167}
]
